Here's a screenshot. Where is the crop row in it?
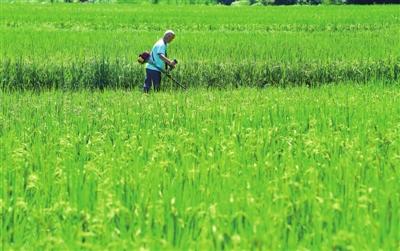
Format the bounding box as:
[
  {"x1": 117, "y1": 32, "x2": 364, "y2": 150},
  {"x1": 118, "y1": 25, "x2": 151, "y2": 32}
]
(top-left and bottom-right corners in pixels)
[
  {"x1": 1, "y1": 58, "x2": 399, "y2": 90},
  {"x1": 2, "y1": 4, "x2": 400, "y2": 27}
]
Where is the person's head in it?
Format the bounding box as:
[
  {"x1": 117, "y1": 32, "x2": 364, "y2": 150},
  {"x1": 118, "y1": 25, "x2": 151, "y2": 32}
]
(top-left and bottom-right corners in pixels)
[{"x1": 163, "y1": 30, "x2": 175, "y2": 44}]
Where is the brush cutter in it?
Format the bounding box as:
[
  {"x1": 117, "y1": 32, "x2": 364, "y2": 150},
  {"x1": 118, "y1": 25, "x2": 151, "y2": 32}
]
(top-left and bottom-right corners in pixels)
[{"x1": 138, "y1": 51, "x2": 186, "y2": 90}]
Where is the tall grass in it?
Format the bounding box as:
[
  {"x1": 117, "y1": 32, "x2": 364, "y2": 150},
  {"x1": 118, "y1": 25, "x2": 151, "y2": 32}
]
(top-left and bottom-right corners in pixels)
[
  {"x1": 1, "y1": 57, "x2": 399, "y2": 90},
  {"x1": 1, "y1": 85, "x2": 399, "y2": 249},
  {"x1": 1, "y1": 4, "x2": 400, "y2": 89},
  {"x1": 2, "y1": 4, "x2": 400, "y2": 250}
]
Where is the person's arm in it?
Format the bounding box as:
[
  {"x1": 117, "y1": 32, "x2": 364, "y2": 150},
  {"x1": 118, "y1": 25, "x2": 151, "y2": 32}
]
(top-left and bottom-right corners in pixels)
[{"x1": 159, "y1": 54, "x2": 177, "y2": 68}]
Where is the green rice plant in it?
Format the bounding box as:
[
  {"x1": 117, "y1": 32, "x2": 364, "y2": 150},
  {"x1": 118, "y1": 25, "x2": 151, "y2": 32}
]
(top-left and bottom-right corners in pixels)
[
  {"x1": 1, "y1": 4, "x2": 400, "y2": 89},
  {"x1": 1, "y1": 57, "x2": 399, "y2": 90},
  {"x1": 1, "y1": 84, "x2": 399, "y2": 249}
]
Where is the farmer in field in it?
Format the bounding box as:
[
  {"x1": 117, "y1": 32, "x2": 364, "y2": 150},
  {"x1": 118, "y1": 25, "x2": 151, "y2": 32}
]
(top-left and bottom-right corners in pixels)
[{"x1": 144, "y1": 30, "x2": 177, "y2": 93}]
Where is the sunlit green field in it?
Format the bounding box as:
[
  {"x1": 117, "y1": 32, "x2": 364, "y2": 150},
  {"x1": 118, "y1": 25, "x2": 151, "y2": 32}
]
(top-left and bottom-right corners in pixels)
[
  {"x1": 1, "y1": 3, "x2": 400, "y2": 250},
  {"x1": 1, "y1": 4, "x2": 400, "y2": 89},
  {"x1": 1, "y1": 85, "x2": 400, "y2": 250}
]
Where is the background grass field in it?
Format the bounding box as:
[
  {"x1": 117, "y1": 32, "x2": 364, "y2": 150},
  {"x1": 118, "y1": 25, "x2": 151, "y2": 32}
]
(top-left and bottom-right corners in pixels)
[
  {"x1": 1, "y1": 4, "x2": 400, "y2": 89},
  {"x1": 1, "y1": 3, "x2": 400, "y2": 250}
]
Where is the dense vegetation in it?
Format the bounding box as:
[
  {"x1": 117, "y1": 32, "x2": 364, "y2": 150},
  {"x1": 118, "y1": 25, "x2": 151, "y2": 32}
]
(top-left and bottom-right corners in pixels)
[
  {"x1": 2, "y1": 85, "x2": 400, "y2": 250},
  {"x1": 1, "y1": 4, "x2": 400, "y2": 250},
  {"x1": 1, "y1": 5, "x2": 400, "y2": 90}
]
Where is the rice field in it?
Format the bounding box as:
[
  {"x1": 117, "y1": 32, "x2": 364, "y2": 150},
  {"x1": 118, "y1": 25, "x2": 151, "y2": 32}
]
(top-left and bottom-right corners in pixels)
[
  {"x1": 1, "y1": 4, "x2": 400, "y2": 89},
  {"x1": 1, "y1": 85, "x2": 400, "y2": 250},
  {"x1": 1, "y1": 3, "x2": 400, "y2": 250}
]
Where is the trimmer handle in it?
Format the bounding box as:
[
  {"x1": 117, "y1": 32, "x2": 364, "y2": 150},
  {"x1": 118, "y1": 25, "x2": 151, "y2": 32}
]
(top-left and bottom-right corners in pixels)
[{"x1": 168, "y1": 59, "x2": 178, "y2": 71}]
